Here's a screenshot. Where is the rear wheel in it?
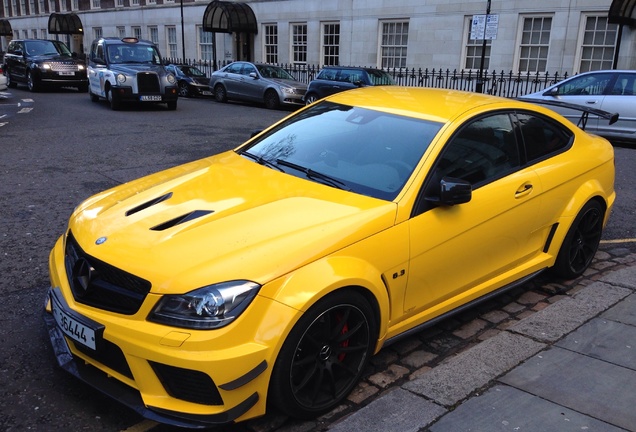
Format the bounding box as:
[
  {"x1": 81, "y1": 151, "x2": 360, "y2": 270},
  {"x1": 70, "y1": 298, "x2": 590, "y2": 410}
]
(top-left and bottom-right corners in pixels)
[
  {"x1": 552, "y1": 200, "x2": 604, "y2": 279},
  {"x1": 5, "y1": 69, "x2": 17, "y2": 88},
  {"x1": 264, "y1": 89, "x2": 280, "y2": 110},
  {"x1": 214, "y1": 84, "x2": 227, "y2": 103},
  {"x1": 269, "y1": 290, "x2": 376, "y2": 419}
]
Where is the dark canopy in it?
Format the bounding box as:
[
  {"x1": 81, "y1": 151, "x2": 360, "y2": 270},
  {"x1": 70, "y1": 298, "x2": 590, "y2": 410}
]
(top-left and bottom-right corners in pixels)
[
  {"x1": 609, "y1": 0, "x2": 636, "y2": 26},
  {"x1": 202, "y1": 1, "x2": 257, "y2": 34},
  {"x1": 0, "y1": 19, "x2": 12, "y2": 36},
  {"x1": 48, "y1": 13, "x2": 84, "y2": 35}
]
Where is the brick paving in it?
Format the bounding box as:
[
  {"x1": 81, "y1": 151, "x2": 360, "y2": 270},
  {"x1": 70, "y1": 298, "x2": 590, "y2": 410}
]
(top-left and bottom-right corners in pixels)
[{"x1": 227, "y1": 243, "x2": 636, "y2": 432}]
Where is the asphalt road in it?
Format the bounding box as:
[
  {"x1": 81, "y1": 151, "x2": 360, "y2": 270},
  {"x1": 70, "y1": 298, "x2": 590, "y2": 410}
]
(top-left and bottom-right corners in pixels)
[{"x1": 0, "y1": 86, "x2": 634, "y2": 432}]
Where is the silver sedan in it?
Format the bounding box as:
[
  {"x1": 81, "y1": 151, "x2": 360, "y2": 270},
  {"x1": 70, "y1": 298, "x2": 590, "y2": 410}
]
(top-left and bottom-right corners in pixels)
[{"x1": 209, "y1": 61, "x2": 307, "y2": 109}]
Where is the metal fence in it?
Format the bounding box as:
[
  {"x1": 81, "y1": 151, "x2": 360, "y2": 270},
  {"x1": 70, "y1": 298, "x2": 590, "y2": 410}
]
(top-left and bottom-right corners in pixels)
[{"x1": 164, "y1": 58, "x2": 570, "y2": 97}]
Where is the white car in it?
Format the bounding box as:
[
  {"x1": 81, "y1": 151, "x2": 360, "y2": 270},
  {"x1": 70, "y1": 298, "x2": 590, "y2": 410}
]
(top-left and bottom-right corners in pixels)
[
  {"x1": 1, "y1": 65, "x2": 9, "y2": 91},
  {"x1": 522, "y1": 70, "x2": 636, "y2": 143}
]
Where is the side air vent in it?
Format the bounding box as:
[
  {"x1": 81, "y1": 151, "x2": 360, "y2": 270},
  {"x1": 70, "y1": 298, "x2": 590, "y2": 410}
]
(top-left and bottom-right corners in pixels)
[
  {"x1": 150, "y1": 210, "x2": 214, "y2": 231},
  {"x1": 126, "y1": 192, "x2": 173, "y2": 217}
]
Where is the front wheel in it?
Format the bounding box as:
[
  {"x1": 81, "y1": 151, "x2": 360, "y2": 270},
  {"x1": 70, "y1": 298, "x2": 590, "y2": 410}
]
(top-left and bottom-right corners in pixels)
[
  {"x1": 27, "y1": 71, "x2": 40, "y2": 92},
  {"x1": 178, "y1": 81, "x2": 190, "y2": 97},
  {"x1": 304, "y1": 93, "x2": 319, "y2": 105},
  {"x1": 107, "y1": 88, "x2": 120, "y2": 110},
  {"x1": 269, "y1": 290, "x2": 376, "y2": 419},
  {"x1": 551, "y1": 200, "x2": 605, "y2": 279},
  {"x1": 264, "y1": 89, "x2": 280, "y2": 110},
  {"x1": 167, "y1": 100, "x2": 177, "y2": 110}
]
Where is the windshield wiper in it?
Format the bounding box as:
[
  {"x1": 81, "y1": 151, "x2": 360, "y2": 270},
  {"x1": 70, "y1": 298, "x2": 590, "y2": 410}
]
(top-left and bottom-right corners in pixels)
[
  {"x1": 240, "y1": 151, "x2": 284, "y2": 171},
  {"x1": 275, "y1": 159, "x2": 350, "y2": 190}
]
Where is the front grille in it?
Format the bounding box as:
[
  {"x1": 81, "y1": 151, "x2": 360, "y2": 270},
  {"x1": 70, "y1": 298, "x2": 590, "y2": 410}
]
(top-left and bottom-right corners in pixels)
[
  {"x1": 150, "y1": 362, "x2": 224, "y2": 405},
  {"x1": 137, "y1": 72, "x2": 160, "y2": 93},
  {"x1": 49, "y1": 62, "x2": 80, "y2": 72},
  {"x1": 73, "y1": 338, "x2": 133, "y2": 379},
  {"x1": 65, "y1": 232, "x2": 151, "y2": 315}
]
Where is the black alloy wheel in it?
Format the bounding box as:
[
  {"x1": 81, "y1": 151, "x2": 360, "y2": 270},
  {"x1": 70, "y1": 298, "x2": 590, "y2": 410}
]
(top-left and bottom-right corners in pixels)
[
  {"x1": 178, "y1": 81, "x2": 190, "y2": 97},
  {"x1": 214, "y1": 84, "x2": 227, "y2": 103},
  {"x1": 264, "y1": 89, "x2": 280, "y2": 110},
  {"x1": 270, "y1": 290, "x2": 376, "y2": 418},
  {"x1": 5, "y1": 69, "x2": 17, "y2": 88},
  {"x1": 304, "y1": 93, "x2": 319, "y2": 105},
  {"x1": 552, "y1": 200, "x2": 604, "y2": 279},
  {"x1": 27, "y1": 71, "x2": 40, "y2": 92}
]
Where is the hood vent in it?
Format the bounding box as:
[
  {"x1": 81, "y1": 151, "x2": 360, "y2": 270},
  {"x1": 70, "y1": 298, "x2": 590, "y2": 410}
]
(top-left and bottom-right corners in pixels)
[
  {"x1": 150, "y1": 210, "x2": 214, "y2": 231},
  {"x1": 126, "y1": 192, "x2": 173, "y2": 217}
]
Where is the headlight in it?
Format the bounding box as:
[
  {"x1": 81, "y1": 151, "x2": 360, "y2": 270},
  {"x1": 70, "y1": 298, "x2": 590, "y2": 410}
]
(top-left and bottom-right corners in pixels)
[
  {"x1": 77, "y1": 64, "x2": 85, "y2": 71},
  {"x1": 148, "y1": 280, "x2": 260, "y2": 329},
  {"x1": 116, "y1": 73, "x2": 126, "y2": 84},
  {"x1": 41, "y1": 63, "x2": 51, "y2": 70},
  {"x1": 167, "y1": 73, "x2": 176, "y2": 84},
  {"x1": 281, "y1": 87, "x2": 296, "y2": 94}
]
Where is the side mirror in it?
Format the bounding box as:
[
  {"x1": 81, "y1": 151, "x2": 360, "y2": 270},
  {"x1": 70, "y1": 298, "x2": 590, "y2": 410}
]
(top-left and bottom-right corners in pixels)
[
  {"x1": 249, "y1": 72, "x2": 258, "y2": 79},
  {"x1": 544, "y1": 87, "x2": 559, "y2": 96},
  {"x1": 426, "y1": 177, "x2": 472, "y2": 206}
]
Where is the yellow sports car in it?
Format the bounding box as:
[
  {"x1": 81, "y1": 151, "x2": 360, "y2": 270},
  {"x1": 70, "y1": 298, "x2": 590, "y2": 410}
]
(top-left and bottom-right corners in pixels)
[{"x1": 43, "y1": 87, "x2": 615, "y2": 427}]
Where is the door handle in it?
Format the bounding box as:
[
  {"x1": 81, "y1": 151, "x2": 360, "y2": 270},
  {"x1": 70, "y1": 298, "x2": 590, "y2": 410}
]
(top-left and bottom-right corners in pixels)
[{"x1": 515, "y1": 182, "x2": 533, "y2": 198}]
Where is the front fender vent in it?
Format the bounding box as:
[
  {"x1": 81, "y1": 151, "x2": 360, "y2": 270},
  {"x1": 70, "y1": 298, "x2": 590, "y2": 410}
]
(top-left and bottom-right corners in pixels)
[{"x1": 150, "y1": 210, "x2": 214, "y2": 231}]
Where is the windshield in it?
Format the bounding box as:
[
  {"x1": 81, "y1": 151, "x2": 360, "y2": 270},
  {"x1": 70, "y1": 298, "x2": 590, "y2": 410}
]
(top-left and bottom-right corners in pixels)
[
  {"x1": 367, "y1": 69, "x2": 395, "y2": 85},
  {"x1": 257, "y1": 65, "x2": 295, "y2": 80},
  {"x1": 25, "y1": 40, "x2": 71, "y2": 56},
  {"x1": 107, "y1": 44, "x2": 162, "y2": 65},
  {"x1": 180, "y1": 66, "x2": 206, "y2": 77},
  {"x1": 241, "y1": 101, "x2": 442, "y2": 201}
]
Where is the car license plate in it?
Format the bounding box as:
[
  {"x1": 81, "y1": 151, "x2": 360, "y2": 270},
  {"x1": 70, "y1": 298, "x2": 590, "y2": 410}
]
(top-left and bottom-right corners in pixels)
[
  {"x1": 140, "y1": 95, "x2": 162, "y2": 101},
  {"x1": 58, "y1": 71, "x2": 75, "y2": 76},
  {"x1": 51, "y1": 292, "x2": 98, "y2": 350},
  {"x1": 202, "y1": 90, "x2": 212, "y2": 96}
]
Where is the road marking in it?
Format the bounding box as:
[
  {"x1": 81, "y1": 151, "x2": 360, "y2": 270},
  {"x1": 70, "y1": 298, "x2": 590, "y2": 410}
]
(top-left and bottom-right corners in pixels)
[
  {"x1": 18, "y1": 107, "x2": 33, "y2": 113},
  {"x1": 601, "y1": 238, "x2": 636, "y2": 244},
  {"x1": 119, "y1": 420, "x2": 158, "y2": 432}
]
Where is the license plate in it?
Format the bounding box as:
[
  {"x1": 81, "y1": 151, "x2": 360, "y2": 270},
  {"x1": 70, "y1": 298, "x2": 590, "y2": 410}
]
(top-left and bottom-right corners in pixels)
[
  {"x1": 202, "y1": 91, "x2": 212, "y2": 96},
  {"x1": 58, "y1": 71, "x2": 75, "y2": 76},
  {"x1": 51, "y1": 292, "x2": 98, "y2": 350},
  {"x1": 140, "y1": 95, "x2": 162, "y2": 101}
]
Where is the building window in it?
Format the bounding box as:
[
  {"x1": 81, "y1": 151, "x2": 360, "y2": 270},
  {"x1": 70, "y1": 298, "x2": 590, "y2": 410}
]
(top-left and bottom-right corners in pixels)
[
  {"x1": 58, "y1": 0, "x2": 65, "y2": 11},
  {"x1": 31, "y1": 29, "x2": 37, "y2": 38},
  {"x1": 115, "y1": 0, "x2": 123, "y2": 6},
  {"x1": 19, "y1": 0, "x2": 26, "y2": 14},
  {"x1": 12, "y1": 0, "x2": 19, "y2": 15},
  {"x1": 322, "y1": 22, "x2": 340, "y2": 66},
  {"x1": 517, "y1": 16, "x2": 552, "y2": 72},
  {"x1": 71, "y1": 0, "x2": 77, "y2": 9},
  {"x1": 91, "y1": 0, "x2": 100, "y2": 9},
  {"x1": 464, "y1": 16, "x2": 491, "y2": 70},
  {"x1": 38, "y1": 0, "x2": 44, "y2": 13},
  {"x1": 578, "y1": 15, "x2": 618, "y2": 73},
  {"x1": 380, "y1": 21, "x2": 409, "y2": 68},
  {"x1": 93, "y1": 27, "x2": 102, "y2": 40},
  {"x1": 147, "y1": 0, "x2": 155, "y2": 4},
  {"x1": 40, "y1": 28, "x2": 46, "y2": 38},
  {"x1": 131, "y1": 0, "x2": 139, "y2": 6},
  {"x1": 148, "y1": 26, "x2": 158, "y2": 44},
  {"x1": 48, "y1": 0, "x2": 54, "y2": 12},
  {"x1": 117, "y1": 26, "x2": 125, "y2": 38},
  {"x1": 198, "y1": 26, "x2": 213, "y2": 61},
  {"x1": 29, "y1": 0, "x2": 35, "y2": 14},
  {"x1": 166, "y1": 26, "x2": 178, "y2": 58},
  {"x1": 291, "y1": 23, "x2": 307, "y2": 64},
  {"x1": 263, "y1": 24, "x2": 278, "y2": 64},
  {"x1": 132, "y1": 26, "x2": 141, "y2": 39},
  {"x1": 5, "y1": 1, "x2": 11, "y2": 16}
]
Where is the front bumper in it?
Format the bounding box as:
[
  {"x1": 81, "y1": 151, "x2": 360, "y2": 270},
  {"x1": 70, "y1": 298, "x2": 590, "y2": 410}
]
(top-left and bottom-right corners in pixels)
[{"x1": 110, "y1": 86, "x2": 178, "y2": 103}]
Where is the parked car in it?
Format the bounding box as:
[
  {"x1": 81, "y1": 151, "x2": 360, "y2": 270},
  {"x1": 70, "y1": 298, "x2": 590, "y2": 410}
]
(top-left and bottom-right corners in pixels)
[
  {"x1": 87, "y1": 37, "x2": 178, "y2": 110},
  {"x1": 304, "y1": 66, "x2": 395, "y2": 104},
  {"x1": 2, "y1": 39, "x2": 88, "y2": 92},
  {"x1": 521, "y1": 70, "x2": 636, "y2": 143},
  {"x1": 209, "y1": 61, "x2": 307, "y2": 109},
  {"x1": 0, "y1": 65, "x2": 7, "y2": 91},
  {"x1": 165, "y1": 64, "x2": 211, "y2": 97},
  {"x1": 43, "y1": 87, "x2": 615, "y2": 428}
]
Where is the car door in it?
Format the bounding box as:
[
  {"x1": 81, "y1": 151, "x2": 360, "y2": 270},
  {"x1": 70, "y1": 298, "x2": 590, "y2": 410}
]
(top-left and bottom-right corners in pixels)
[
  {"x1": 222, "y1": 62, "x2": 245, "y2": 98},
  {"x1": 7, "y1": 41, "x2": 27, "y2": 82},
  {"x1": 403, "y1": 112, "x2": 545, "y2": 318},
  {"x1": 597, "y1": 72, "x2": 636, "y2": 139},
  {"x1": 240, "y1": 63, "x2": 264, "y2": 102}
]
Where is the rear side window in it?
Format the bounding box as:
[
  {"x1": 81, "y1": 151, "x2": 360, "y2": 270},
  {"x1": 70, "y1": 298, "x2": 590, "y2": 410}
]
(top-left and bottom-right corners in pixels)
[{"x1": 516, "y1": 112, "x2": 573, "y2": 162}]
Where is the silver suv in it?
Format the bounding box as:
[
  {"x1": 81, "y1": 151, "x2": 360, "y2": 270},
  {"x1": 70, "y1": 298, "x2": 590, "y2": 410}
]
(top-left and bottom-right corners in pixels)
[{"x1": 87, "y1": 37, "x2": 178, "y2": 110}]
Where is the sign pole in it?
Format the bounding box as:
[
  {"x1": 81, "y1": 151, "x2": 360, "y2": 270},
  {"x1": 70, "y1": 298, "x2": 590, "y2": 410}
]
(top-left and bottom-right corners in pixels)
[{"x1": 476, "y1": 0, "x2": 491, "y2": 93}]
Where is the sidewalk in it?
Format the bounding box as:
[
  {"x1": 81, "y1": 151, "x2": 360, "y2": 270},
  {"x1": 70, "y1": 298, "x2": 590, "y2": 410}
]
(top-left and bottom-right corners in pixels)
[{"x1": 327, "y1": 266, "x2": 636, "y2": 432}]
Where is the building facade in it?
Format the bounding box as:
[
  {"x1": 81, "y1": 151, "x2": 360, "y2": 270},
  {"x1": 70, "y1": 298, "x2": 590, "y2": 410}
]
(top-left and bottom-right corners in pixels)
[{"x1": 1, "y1": 0, "x2": 635, "y2": 75}]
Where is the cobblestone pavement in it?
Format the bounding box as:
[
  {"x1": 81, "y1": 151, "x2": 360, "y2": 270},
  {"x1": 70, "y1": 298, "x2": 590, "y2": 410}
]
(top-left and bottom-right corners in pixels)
[{"x1": 197, "y1": 242, "x2": 636, "y2": 432}]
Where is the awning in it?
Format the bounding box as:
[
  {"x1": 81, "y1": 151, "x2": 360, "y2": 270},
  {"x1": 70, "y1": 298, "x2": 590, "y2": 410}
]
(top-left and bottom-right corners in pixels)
[
  {"x1": 609, "y1": 0, "x2": 636, "y2": 26},
  {"x1": 48, "y1": 13, "x2": 84, "y2": 35},
  {"x1": 0, "y1": 19, "x2": 12, "y2": 36},
  {"x1": 202, "y1": 1, "x2": 257, "y2": 34}
]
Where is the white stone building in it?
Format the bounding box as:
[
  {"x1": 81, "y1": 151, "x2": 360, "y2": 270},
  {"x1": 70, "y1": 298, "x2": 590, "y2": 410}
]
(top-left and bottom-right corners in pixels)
[{"x1": 1, "y1": 0, "x2": 635, "y2": 75}]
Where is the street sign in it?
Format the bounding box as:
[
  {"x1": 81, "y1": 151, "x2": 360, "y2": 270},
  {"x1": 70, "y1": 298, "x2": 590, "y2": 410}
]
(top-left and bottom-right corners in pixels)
[{"x1": 471, "y1": 14, "x2": 499, "y2": 40}]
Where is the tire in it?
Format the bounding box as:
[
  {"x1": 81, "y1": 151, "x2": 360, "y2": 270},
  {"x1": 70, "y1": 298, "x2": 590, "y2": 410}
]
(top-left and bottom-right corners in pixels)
[
  {"x1": 27, "y1": 71, "x2": 40, "y2": 92},
  {"x1": 167, "y1": 100, "x2": 177, "y2": 110},
  {"x1": 214, "y1": 84, "x2": 227, "y2": 103},
  {"x1": 551, "y1": 200, "x2": 604, "y2": 279},
  {"x1": 304, "y1": 93, "x2": 319, "y2": 105},
  {"x1": 107, "y1": 88, "x2": 120, "y2": 110},
  {"x1": 178, "y1": 81, "x2": 190, "y2": 97},
  {"x1": 264, "y1": 89, "x2": 280, "y2": 110},
  {"x1": 5, "y1": 69, "x2": 17, "y2": 88},
  {"x1": 89, "y1": 90, "x2": 99, "y2": 102},
  {"x1": 269, "y1": 290, "x2": 376, "y2": 419}
]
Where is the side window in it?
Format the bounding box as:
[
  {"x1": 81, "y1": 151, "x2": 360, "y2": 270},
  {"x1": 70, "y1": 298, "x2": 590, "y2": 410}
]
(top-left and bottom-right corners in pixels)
[
  {"x1": 516, "y1": 112, "x2": 573, "y2": 162},
  {"x1": 557, "y1": 73, "x2": 613, "y2": 96},
  {"x1": 226, "y1": 63, "x2": 242, "y2": 74},
  {"x1": 434, "y1": 113, "x2": 519, "y2": 187},
  {"x1": 610, "y1": 74, "x2": 636, "y2": 96},
  {"x1": 242, "y1": 64, "x2": 256, "y2": 76}
]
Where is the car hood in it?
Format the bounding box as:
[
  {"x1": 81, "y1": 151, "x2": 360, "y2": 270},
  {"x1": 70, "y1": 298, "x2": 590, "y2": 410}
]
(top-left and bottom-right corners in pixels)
[
  {"x1": 266, "y1": 77, "x2": 307, "y2": 90},
  {"x1": 109, "y1": 64, "x2": 167, "y2": 75},
  {"x1": 68, "y1": 151, "x2": 397, "y2": 294},
  {"x1": 32, "y1": 54, "x2": 76, "y2": 62}
]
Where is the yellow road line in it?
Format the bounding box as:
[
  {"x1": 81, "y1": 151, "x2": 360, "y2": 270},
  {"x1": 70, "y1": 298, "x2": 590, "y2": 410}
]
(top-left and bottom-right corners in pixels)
[
  {"x1": 120, "y1": 420, "x2": 158, "y2": 432},
  {"x1": 601, "y1": 238, "x2": 636, "y2": 244}
]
